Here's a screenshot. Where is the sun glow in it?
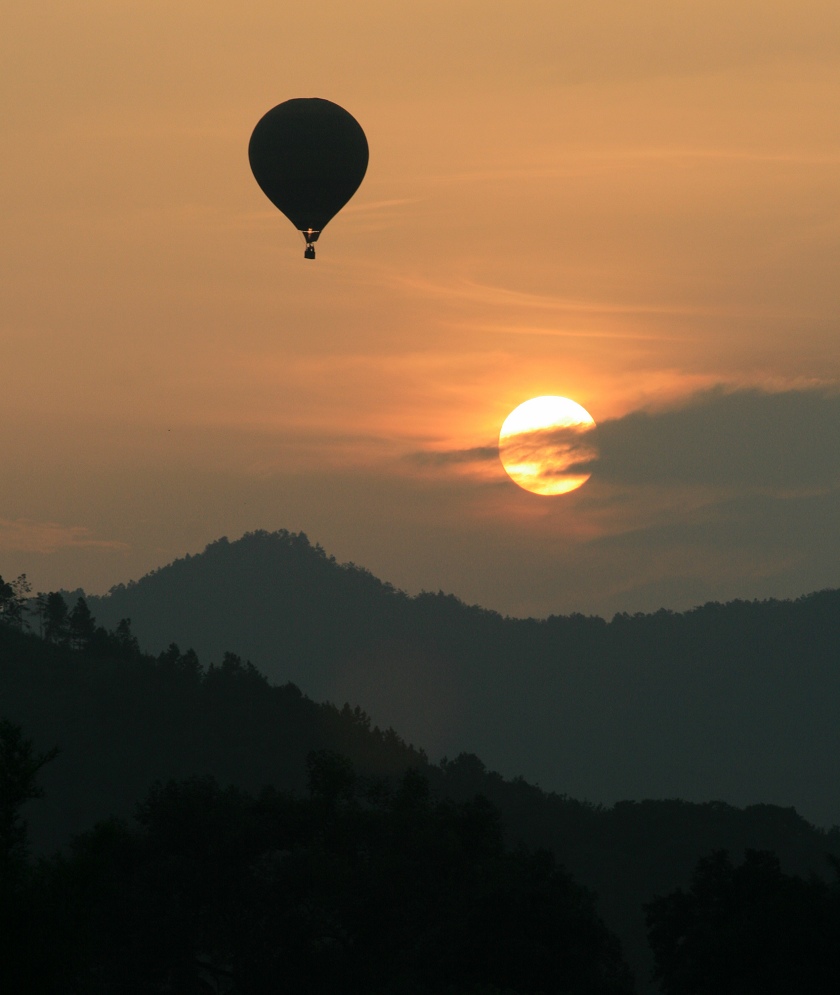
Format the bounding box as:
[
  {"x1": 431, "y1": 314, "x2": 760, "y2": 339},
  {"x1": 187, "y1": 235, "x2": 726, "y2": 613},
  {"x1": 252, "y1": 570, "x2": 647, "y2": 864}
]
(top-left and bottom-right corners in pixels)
[{"x1": 498, "y1": 396, "x2": 598, "y2": 495}]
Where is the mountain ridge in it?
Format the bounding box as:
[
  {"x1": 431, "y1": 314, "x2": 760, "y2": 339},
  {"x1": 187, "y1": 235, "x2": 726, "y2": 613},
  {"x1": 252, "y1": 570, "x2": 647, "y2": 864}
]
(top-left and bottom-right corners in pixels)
[
  {"x1": 2, "y1": 614, "x2": 839, "y2": 995},
  {"x1": 78, "y1": 528, "x2": 840, "y2": 827}
]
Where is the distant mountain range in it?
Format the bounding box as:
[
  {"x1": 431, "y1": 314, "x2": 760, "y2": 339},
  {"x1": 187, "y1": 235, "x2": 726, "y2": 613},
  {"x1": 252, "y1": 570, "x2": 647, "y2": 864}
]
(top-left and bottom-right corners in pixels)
[
  {"x1": 82, "y1": 528, "x2": 840, "y2": 826},
  {"x1": 2, "y1": 614, "x2": 838, "y2": 994}
]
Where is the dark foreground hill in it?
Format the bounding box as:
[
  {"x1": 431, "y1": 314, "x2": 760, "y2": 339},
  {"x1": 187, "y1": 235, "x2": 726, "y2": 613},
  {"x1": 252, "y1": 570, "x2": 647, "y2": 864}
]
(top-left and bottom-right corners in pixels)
[
  {"x1": 3, "y1": 620, "x2": 839, "y2": 992},
  {"x1": 85, "y1": 529, "x2": 840, "y2": 826}
]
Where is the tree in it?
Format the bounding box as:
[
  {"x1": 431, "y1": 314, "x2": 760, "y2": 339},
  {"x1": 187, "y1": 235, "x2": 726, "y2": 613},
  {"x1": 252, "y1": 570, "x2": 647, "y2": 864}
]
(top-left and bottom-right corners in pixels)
[
  {"x1": 646, "y1": 849, "x2": 840, "y2": 994},
  {"x1": 46, "y1": 763, "x2": 634, "y2": 994},
  {"x1": 31, "y1": 591, "x2": 49, "y2": 637},
  {"x1": 68, "y1": 596, "x2": 96, "y2": 650},
  {"x1": 43, "y1": 592, "x2": 69, "y2": 644},
  {"x1": 0, "y1": 573, "x2": 31, "y2": 629},
  {"x1": 114, "y1": 617, "x2": 140, "y2": 659},
  {"x1": 306, "y1": 748, "x2": 357, "y2": 809},
  {"x1": 0, "y1": 720, "x2": 58, "y2": 874},
  {"x1": 0, "y1": 723, "x2": 79, "y2": 992}
]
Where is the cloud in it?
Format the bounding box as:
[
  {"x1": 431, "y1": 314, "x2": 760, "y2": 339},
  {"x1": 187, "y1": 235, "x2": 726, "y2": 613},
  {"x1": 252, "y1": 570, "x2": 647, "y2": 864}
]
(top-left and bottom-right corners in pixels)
[
  {"x1": 580, "y1": 483, "x2": 840, "y2": 615},
  {"x1": 526, "y1": 386, "x2": 840, "y2": 614},
  {"x1": 404, "y1": 385, "x2": 840, "y2": 492},
  {"x1": 0, "y1": 519, "x2": 130, "y2": 556},
  {"x1": 406, "y1": 446, "x2": 499, "y2": 468},
  {"x1": 596, "y1": 386, "x2": 840, "y2": 491},
  {"x1": 394, "y1": 275, "x2": 714, "y2": 317}
]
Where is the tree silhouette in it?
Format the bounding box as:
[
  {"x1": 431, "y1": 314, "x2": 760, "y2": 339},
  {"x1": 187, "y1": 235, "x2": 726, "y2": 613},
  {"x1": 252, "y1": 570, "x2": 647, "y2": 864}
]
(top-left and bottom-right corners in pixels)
[
  {"x1": 114, "y1": 617, "x2": 141, "y2": 659},
  {"x1": 0, "y1": 719, "x2": 58, "y2": 874},
  {"x1": 43, "y1": 592, "x2": 69, "y2": 644},
  {"x1": 0, "y1": 721, "x2": 61, "y2": 989},
  {"x1": 6, "y1": 578, "x2": 840, "y2": 990},
  {"x1": 68, "y1": 596, "x2": 96, "y2": 650},
  {"x1": 31, "y1": 761, "x2": 634, "y2": 994},
  {"x1": 0, "y1": 573, "x2": 31, "y2": 629},
  {"x1": 646, "y1": 848, "x2": 840, "y2": 994}
]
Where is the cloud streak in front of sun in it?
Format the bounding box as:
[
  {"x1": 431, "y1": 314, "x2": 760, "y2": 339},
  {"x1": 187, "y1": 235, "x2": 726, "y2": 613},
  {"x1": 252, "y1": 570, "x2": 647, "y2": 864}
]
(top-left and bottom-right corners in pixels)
[{"x1": 406, "y1": 446, "x2": 500, "y2": 468}]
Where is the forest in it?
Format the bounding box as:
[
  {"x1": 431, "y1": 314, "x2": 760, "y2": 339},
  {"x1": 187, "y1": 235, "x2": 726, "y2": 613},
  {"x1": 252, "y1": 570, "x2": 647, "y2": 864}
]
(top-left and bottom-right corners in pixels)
[
  {"x1": 79, "y1": 529, "x2": 840, "y2": 829},
  {"x1": 3, "y1": 566, "x2": 840, "y2": 992}
]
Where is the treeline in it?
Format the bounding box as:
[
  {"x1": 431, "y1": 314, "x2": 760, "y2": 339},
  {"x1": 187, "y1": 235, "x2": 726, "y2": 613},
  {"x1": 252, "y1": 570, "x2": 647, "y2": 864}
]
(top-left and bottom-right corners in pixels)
[
  {"x1": 4, "y1": 724, "x2": 840, "y2": 994},
  {"x1": 0, "y1": 592, "x2": 430, "y2": 857},
  {"x1": 646, "y1": 848, "x2": 840, "y2": 994},
  {"x1": 80, "y1": 531, "x2": 840, "y2": 831},
  {"x1": 0, "y1": 572, "x2": 139, "y2": 658},
  {"x1": 2, "y1": 730, "x2": 634, "y2": 994},
  {"x1": 4, "y1": 580, "x2": 840, "y2": 990}
]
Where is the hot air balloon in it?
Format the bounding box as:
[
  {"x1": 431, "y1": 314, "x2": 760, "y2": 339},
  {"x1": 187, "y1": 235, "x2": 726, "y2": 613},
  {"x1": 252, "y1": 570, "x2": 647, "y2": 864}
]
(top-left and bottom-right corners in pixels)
[{"x1": 249, "y1": 98, "x2": 369, "y2": 260}]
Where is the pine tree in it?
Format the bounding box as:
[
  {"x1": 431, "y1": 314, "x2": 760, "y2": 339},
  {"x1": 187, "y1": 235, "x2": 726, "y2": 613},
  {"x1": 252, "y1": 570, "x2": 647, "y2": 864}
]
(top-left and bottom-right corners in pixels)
[
  {"x1": 43, "y1": 593, "x2": 69, "y2": 644},
  {"x1": 0, "y1": 574, "x2": 31, "y2": 629},
  {"x1": 68, "y1": 597, "x2": 96, "y2": 651}
]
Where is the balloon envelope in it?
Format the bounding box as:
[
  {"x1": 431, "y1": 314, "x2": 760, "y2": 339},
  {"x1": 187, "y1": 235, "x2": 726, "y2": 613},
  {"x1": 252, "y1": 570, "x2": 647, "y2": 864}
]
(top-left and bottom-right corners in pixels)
[{"x1": 249, "y1": 98, "x2": 369, "y2": 248}]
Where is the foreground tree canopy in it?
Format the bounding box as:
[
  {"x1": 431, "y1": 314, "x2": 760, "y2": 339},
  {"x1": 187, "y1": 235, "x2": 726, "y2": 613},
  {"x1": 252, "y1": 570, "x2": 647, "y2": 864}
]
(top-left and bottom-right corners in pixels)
[
  {"x1": 646, "y1": 848, "x2": 840, "y2": 994},
  {"x1": 1, "y1": 731, "x2": 633, "y2": 995}
]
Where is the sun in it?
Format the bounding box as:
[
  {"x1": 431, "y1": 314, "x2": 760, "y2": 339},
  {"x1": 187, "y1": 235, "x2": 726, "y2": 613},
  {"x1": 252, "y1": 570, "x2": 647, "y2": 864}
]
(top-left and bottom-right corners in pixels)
[{"x1": 498, "y1": 396, "x2": 598, "y2": 495}]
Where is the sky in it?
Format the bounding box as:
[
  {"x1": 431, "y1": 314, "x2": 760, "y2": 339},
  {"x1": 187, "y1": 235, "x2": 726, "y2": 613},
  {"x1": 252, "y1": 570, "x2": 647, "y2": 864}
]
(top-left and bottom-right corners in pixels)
[{"x1": 2, "y1": 1, "x2": 840, "y2": 618}]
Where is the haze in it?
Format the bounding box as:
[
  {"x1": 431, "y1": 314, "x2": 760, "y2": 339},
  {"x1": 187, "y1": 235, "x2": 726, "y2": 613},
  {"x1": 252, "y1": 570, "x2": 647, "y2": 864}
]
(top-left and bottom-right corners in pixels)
[{"x1": 2, "y1": 1, "x2": 840, "y2": 617}]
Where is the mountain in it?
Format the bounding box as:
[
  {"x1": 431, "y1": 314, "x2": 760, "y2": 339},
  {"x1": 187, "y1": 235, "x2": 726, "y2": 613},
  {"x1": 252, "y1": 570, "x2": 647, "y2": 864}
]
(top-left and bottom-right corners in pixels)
[
  {"x1": 84, "y1": 529, "x2": 840, "y2": 827},
  {"x1": 2, "y1": 619, "x2": 839, "y2": 993}
]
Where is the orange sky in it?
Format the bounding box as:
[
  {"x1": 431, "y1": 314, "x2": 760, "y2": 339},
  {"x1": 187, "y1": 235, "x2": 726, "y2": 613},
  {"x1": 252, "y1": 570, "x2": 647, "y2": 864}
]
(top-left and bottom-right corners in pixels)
[{"x1": 2, "y1": 2, "x2": 840, "y2": 616}]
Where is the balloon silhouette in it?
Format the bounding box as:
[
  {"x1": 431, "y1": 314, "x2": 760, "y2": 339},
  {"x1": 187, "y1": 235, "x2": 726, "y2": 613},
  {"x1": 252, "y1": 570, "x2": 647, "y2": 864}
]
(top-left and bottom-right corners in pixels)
[{"x1": 249, "y1": 98, "x2": 369, "y2": 260}]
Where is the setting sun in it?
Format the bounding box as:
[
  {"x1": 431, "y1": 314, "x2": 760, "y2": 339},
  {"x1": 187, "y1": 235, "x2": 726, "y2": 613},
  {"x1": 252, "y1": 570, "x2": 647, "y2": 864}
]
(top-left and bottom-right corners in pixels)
[{"x1": 498, "y1": 396, "x2": 598, "y2": 495}]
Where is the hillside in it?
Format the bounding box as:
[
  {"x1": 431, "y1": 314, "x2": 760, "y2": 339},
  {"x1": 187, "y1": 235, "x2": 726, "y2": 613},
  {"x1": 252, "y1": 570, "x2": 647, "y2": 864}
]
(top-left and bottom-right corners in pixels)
[
  {"x1": 2, "y1": 618, "x2": 839, "y2": 992},
  {"x1": 85, "y1": 529, "x2": 840, "y2": 826},
  {"x1": 0, "y1": 623, "x2": 423, "y2": 856}
]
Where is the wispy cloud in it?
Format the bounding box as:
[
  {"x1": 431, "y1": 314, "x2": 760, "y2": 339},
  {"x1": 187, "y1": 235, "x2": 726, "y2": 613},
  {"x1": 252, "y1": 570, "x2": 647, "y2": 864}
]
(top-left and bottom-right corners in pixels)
[
  {"x1": 406, "y1": 445, "x2": 499, "y2": 468},
  {"x1": 0, "y1": 519, "x2": 129, "y2": 555},
  {"x1": 453, "y1": 321, "x2": 674, "y2": 341},
  {"x1": 418, "y1": 147, "x2": 840, "y2": 188},
  {"x1": 341, "y1": 198, "x2": 419, "y2": 216},
  {"x1": 394, "y1": 275, "x2": 745, "y2": 318}
]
